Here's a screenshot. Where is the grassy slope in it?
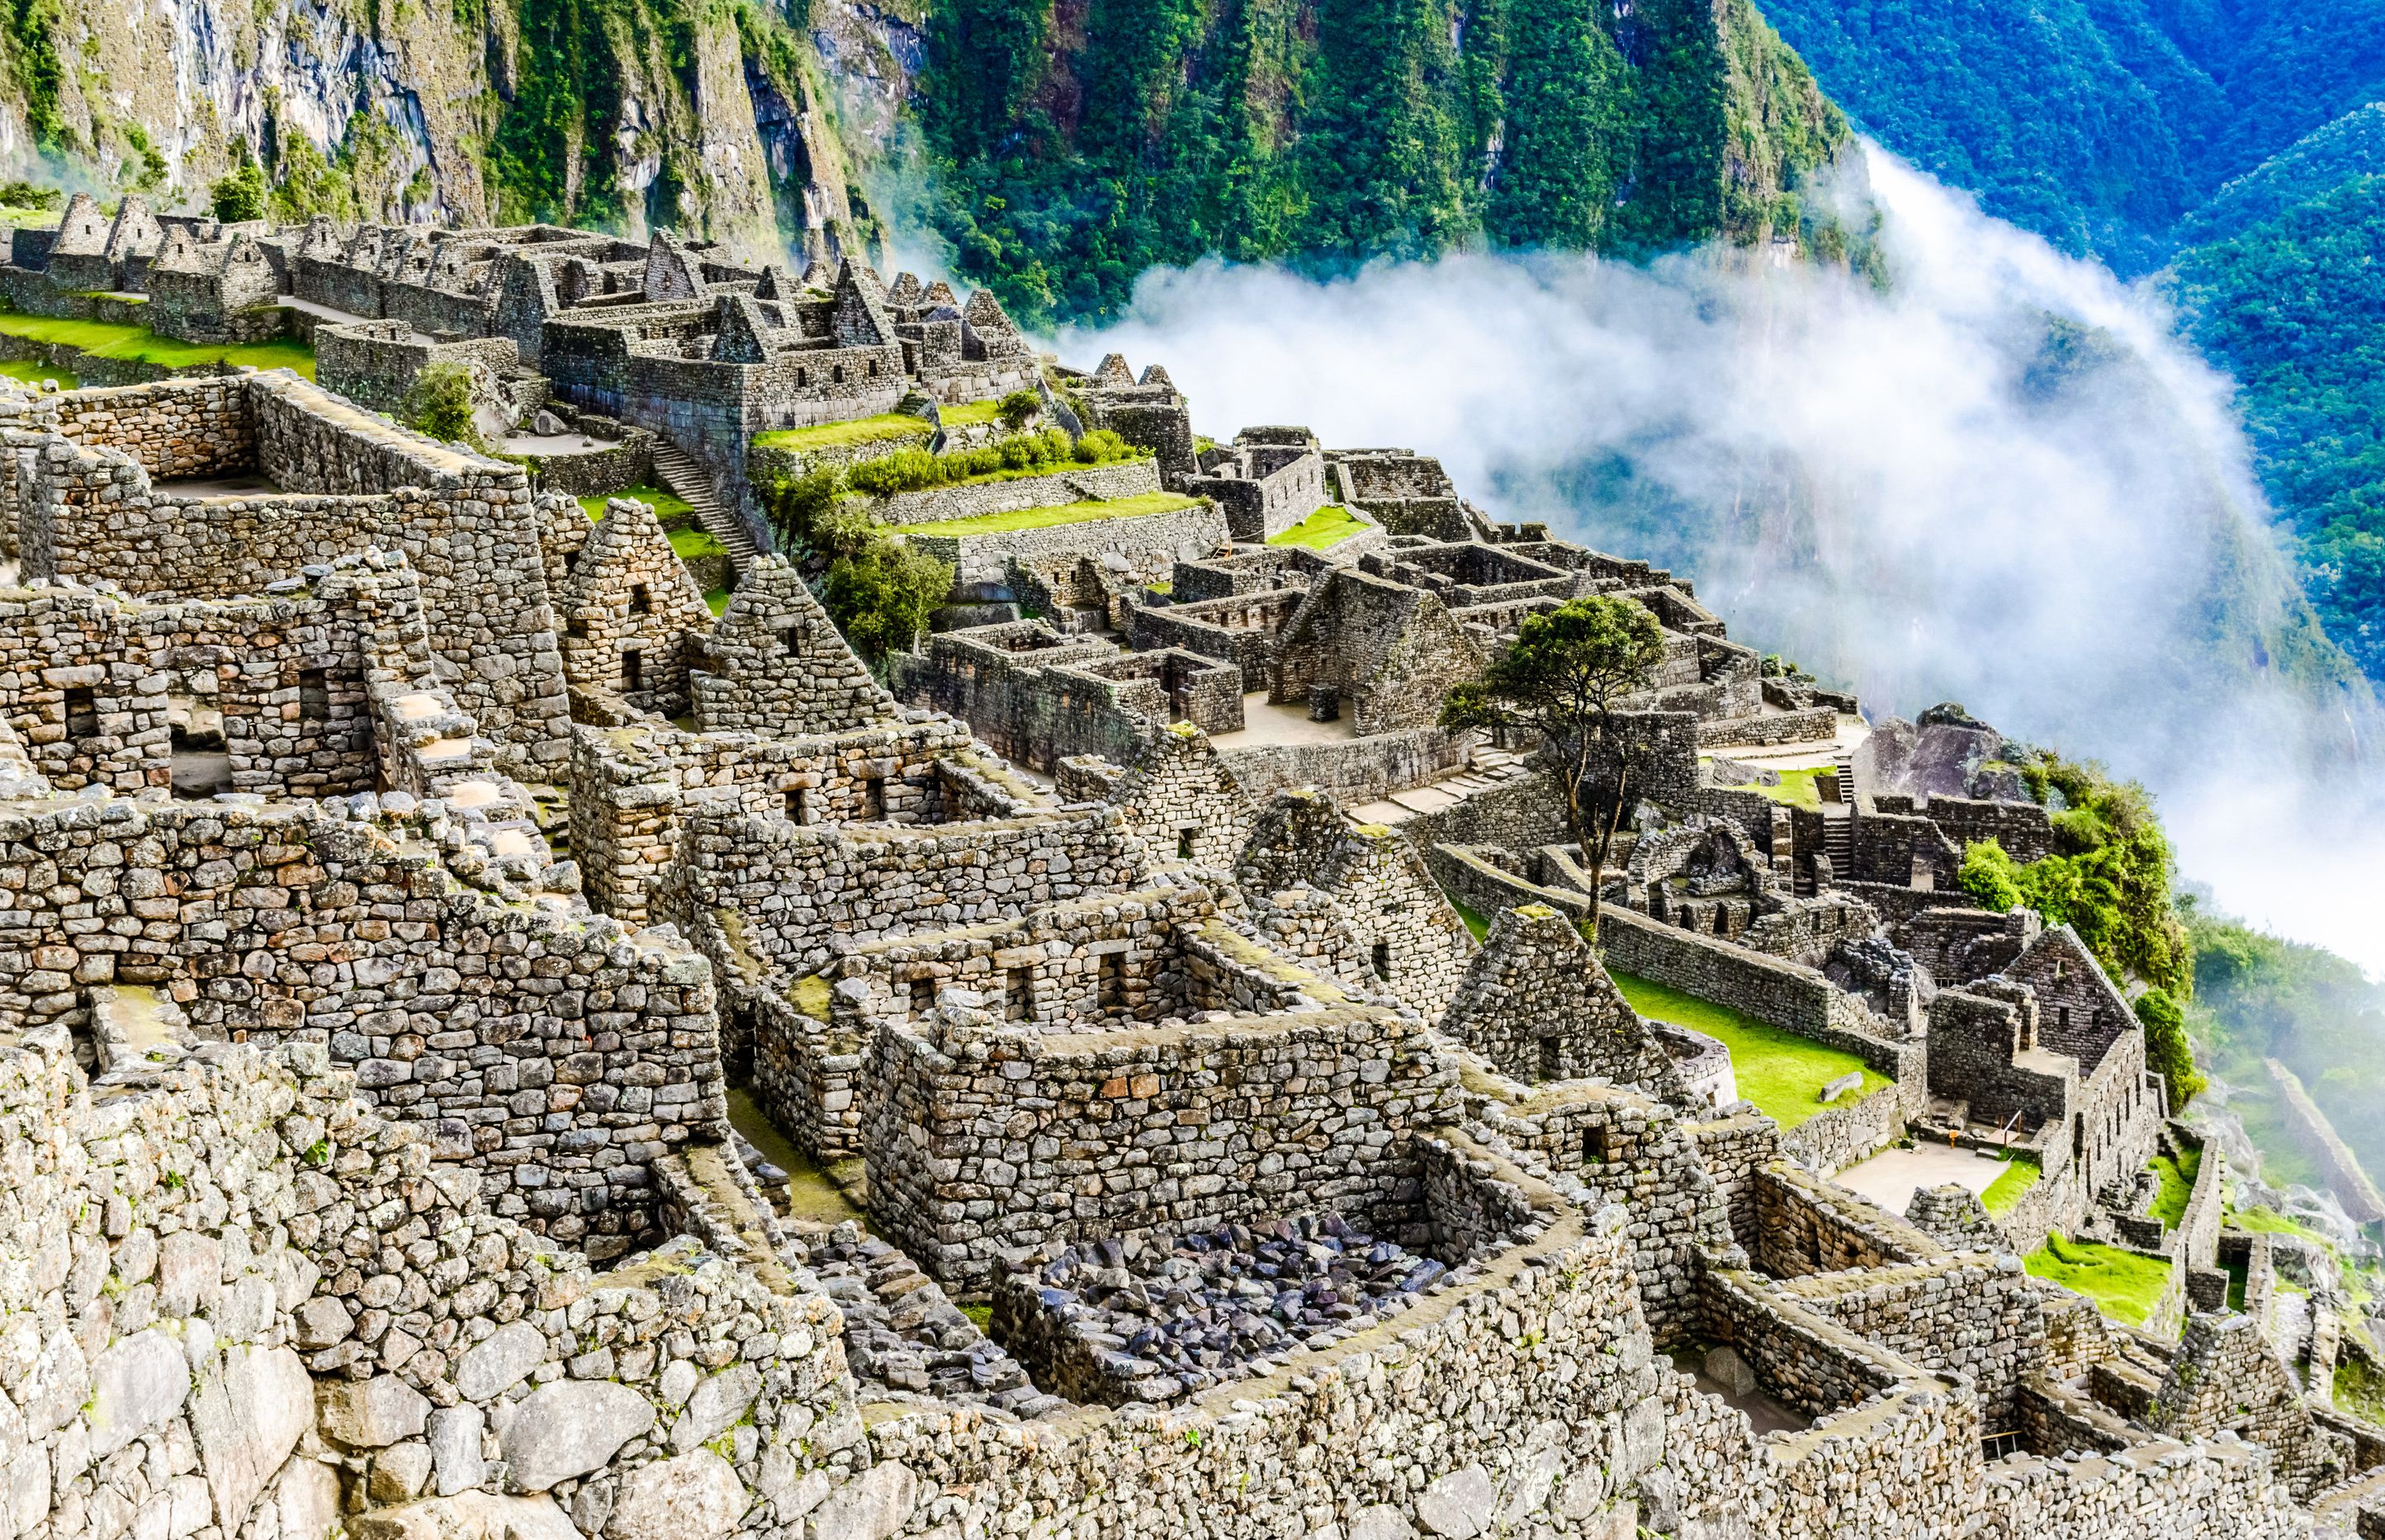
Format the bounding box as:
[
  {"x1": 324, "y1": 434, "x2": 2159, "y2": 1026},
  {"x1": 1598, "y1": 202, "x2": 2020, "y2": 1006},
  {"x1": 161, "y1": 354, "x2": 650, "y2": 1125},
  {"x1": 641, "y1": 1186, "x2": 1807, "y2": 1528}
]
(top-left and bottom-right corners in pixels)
[
  {"x1": 1982, "y1": 1153, "x2": 2042, "y2": 1216},
  {"x1": 0, "y1": 357, "x2": 74, "y2": 389},
  {"x1": 1610, "y1": 971, "x2": 1886, "y2": 1128},
  {"x1": 0, "y1": 312, "x2": 315, "y2": 377},
  {"x1": 753, "y1": 414, "x2": 935, "y2": 452},
  {"x1": 2026, "y1": 1233, "x2": 2172, "y2": 1325},
  {"x1": 894, "y1": 490, "x2": 1200, "y2": 536},
  {"x1": 1269, "y1": 505, "x2": 1369, "y2": 550},
  {"x1": 2147, "y1": 1147, "x2": 2200, "y2": 1226}
]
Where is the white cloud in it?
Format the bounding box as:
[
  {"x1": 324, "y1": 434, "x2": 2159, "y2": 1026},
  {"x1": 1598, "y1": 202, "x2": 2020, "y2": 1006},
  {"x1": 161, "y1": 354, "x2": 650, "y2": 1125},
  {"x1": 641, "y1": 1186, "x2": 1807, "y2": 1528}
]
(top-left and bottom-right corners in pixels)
[{"x1": 1049, "y1": 149, "x2": 2385, "y2": 972}]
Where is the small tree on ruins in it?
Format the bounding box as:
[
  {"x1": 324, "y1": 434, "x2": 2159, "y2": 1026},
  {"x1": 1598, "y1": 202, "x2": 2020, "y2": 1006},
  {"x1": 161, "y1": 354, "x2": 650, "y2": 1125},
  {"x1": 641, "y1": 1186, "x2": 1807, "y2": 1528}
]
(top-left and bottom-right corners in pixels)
[{"x1": 1440, "y1": 594, "x2": 1666, "y2": 934}]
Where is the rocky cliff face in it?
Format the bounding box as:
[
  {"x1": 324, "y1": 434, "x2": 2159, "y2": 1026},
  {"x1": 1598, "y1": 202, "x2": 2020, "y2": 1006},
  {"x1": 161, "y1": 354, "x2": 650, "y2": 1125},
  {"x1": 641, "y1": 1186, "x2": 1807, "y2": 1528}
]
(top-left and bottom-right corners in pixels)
[{"x1": 0, "y1": 0, "x2": 1857, "y2": 300}]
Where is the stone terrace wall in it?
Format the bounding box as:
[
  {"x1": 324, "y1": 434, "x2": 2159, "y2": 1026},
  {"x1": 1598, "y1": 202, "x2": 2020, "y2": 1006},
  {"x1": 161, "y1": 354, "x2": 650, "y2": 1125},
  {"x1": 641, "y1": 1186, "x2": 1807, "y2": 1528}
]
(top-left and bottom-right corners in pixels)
[
  {"x1": 1218, "y1": 724, "x2": 1472, "y2": 808},
  {"x1": 1753, "y1": 1162, "x2": 1947, "y2": 1278},
  {"x1": 1972, "y1": 1435, "x2": 2306, "y2": 1539},
  {"x1": 901, "y1": 498, "x2": 1228, "y2": 589},
  {"x1": 867, "y1": 458, "x2": 1160, "y2": 526},
  {"x1": 0, "y1": 1025, "x2": 863, "y2": 1540},
  {"x1": 864, "y1": 999, "x2": 1454, "y2": 1294},
  {"x1": 0, "y1": 796, "x2": 723, "y2": 1256},
  {"x1": 1777, "y1": 1252, "x2": 2047, "y2": 1424},
  {"x1": 669, "y1": 801, "x2": 1149, "y2": 984}
]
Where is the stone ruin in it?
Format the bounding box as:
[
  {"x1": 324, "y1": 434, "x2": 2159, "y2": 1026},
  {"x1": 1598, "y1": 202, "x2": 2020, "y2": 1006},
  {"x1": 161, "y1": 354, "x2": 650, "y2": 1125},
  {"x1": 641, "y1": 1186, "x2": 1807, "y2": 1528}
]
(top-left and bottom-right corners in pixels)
[{"x1": 0, "y1": 204, "x2": 2364, "y2": 1540}]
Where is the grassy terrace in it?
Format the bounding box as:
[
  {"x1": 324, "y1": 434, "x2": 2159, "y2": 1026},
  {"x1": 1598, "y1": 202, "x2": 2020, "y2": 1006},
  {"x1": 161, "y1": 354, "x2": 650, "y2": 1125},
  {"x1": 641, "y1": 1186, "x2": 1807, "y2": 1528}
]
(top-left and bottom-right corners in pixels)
[
  {"x1": 580, "y1": 483, "x2": 696, "y2": 523},
  {"x1": 1703, "y1": 758, "x2": 1826, "y2": 810},
  {"x1": 1610, "y1": 971, "x2": 1889, "y2": 1128},
  {"x1": 895, "y1": 490, "x2": 1200, "y2": 538},
  {"x1": 0, "y1": 309, "x2": 315, "y2": 377},
  {"x1": 0, "y1": 357, "x2": 74, "y2": 390},
  {"x1": 2026, "y1": 1233, "x2": 2171, "y2": 1326},
  {"x1": 1982, "y1": 1152, "x2": 2042, "y2": 1216},
  {"x1": 939, "y1": 399, "x2": 1003, "y2": 428},
  {"x1": 1268, "y1": 504, "x2": 1369, "y2": 550},
  {"x1": 2148, "y1": 1147, "x2": 2202, "y2": 1226},
  {"x1": 753, "y1": 413, "x2": 934, "y2": 453}
]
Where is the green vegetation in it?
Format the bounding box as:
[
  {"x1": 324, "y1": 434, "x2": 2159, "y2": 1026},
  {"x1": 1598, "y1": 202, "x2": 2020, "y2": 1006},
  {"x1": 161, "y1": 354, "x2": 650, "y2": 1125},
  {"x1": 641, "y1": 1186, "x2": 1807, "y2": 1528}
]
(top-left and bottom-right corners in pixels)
[
  {"x1": 705, "y1": 588, "x2": 732, "y2": 616},
  {"x1": 895, "y1": 490, "x2": 1203, "y2": 538},
  {"x1": 670, "y1": 527, "x2": 726, "y2": 560},
  {"x1": 0, "y1": 357, "x2": 73, "y2": 390},
  {"x1": 0, "y1": 311, "x2": 315, "y2": 378},
  {"x1": 578, "y1": 484, "x2": 698, "y2": 523},
  {"x1": 753, "y1": 414, "x2": 935, "y2": 454},
  {"x1": 2147, "y1": 1147, "x2": 2201, "y2": 1227},
  {"x1": 2337, "y1": 1353, "x2": 2385, "y2": 1424},
  {"x1": 1957, "y1": 749, "x2": 2201, "y2": 1106},
  {"x1": 1981, "y1": 1153, "x2": 2042, "y2": 1216},
  {"x1": 2024, "y1": 1233, "x2": 2173, "y2": 1326},
  {"x1": 2187, "y1": 910, "x2": 2385, "y2": 1193},
  {"x1": 1717, "y1": 762, "x2": 1824, "y2": 810},
  {"x1": 908, "y1": 0, "x2": 1867, "y2": 326},
  {"x1": 210, "y1": 152, "x2": 267, "y2": 223},
  {"x1": 820, "y1": 539, "x2": 953, "y2": 660},
  {"x1": 723, "y1": 1085, "x2": 870, "y2": 1229},
  {"x1": 846, "y1": 428, "x2": 1141, "y2": 497},
  {"x1": 399, "y1": 361, "x2": 485, "y2": 451},
  {"x1": 1610, "y1": 971, "x2": 1887, "y2": 1128},
  {"x1": 1444, "y1": 595, "x2": 1667, "y2": 931},
  {"x1": 1267, "y1": 505, "x2": 1369, "y2": 550},
  {"x1": 1448, "y1": 895, "x2": 1492, "y2": 942}
]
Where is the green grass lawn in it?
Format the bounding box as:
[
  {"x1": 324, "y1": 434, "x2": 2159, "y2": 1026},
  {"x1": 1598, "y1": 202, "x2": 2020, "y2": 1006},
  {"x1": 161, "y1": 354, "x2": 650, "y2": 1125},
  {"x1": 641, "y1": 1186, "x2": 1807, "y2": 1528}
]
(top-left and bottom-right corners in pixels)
[
  {"x1": 706, "y1": 588, "x2": 732, "y2": 616},
  {"x1": 0, "y1": 310, "x2": 315, "y2": 377},
  {"x1": 1268, "y1": 504, "x2": 1369, "y2": 550},
  {"x1": 1982, "y1": 1152, "x2": 2042, "y2": 1216},
  {"x1": 2148, "y1": 1147, "x2": 2202, "y2": 1226},
  {"x1": 1609, "y1": 971, "x2": 1889, "y2": 1128},
  {"x1": 1702, "y1": 760, "x2": 1826, "y2": 810},
  {"x1": 0, "y1": 357, "x2": 75, "y2": 390},
  {"x1": 670, "y1": 526, "x2": 726, "y2": 558},
  {"x1": 580, "y1": 483, "x2": 696, "y2": 522},
  {"x1": 939, "y1": 399, "x2": 1003, "y2": 428},
  {"x1": 1448, "y1": 895, "x2": 1491, "y2": 942},
  {"x1": 896, "y1": 490, "x2": 1201, "y2": 538},
  {"x1": 2026, "y1": 1233, "x2": 2173, "y2": 1325},
  {"x1": 753, "y1": 413, "x2": 934, "y2": 454}
]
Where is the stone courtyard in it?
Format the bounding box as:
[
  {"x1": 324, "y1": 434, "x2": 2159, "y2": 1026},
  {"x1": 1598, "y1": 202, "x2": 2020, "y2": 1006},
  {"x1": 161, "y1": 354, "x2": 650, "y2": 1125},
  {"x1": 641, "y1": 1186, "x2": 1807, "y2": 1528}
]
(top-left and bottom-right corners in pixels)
[{"x1": 0, "y1": 201, "x2": 2370, "y2": 1540}]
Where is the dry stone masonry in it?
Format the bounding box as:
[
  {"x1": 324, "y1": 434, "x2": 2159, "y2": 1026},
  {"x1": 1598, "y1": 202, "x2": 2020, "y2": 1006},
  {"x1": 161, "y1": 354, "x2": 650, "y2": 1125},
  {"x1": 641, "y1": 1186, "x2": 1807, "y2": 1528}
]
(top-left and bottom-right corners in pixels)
[{"x1": 0, "y1": 200, "x2": 2364, "y2": 1540}]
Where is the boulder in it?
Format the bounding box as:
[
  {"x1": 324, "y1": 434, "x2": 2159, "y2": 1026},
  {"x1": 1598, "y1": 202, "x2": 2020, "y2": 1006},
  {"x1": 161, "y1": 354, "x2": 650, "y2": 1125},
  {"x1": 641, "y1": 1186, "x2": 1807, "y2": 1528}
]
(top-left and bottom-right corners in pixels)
[
  {"x1": 428, "y1": 1406, "x2": 487, "y2": 1497},
  {"x1": 89, "y1": 1330, "x2": 191, "y2": 1457},
  {"x1": 670, "y1": 1367, "x2": 760, "y2": 1453},
  {"x1": 1415, "y1": 1465, "x2": 1493, "y2": 1539},
  {"x1": 319, "y1": 1376, "x2": 432, "y2": 1450},
  {"x1": 603, "y1": 1450, "x2": 745, "y2": 1540},
  {"x1": 501, "y1": 1382, "x2": 655, "y2": 1492},
  {"x1": 807, "y1": 1462, "x2": 917, "y2": 1540},
  {"x1": 192, "y1": 1345, "x2": 313, "y2": 1527},
  {"x1": 1349, "y1": 1505, "x2": 1417, "y2": 1540},
  {"x1": 456, "y1": 1322, "x2": 548, "y2": 1401}
]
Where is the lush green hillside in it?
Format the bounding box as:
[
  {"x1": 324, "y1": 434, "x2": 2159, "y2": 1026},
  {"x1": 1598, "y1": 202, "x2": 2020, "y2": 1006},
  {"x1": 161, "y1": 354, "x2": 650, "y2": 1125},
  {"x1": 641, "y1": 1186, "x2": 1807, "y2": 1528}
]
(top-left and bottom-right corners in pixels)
[
  {"x1": 2162, "y1": 171, "x2": 2385, "y2": 681},
  {"x1": 907, "y1": 0, "x2": 1870, "y2": 326}
]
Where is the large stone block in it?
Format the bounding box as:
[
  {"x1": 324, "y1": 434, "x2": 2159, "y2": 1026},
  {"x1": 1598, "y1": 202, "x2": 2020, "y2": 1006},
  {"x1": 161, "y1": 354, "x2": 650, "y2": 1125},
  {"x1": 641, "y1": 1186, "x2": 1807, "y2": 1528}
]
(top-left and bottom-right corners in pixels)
[{"x1": 501, "y1": 1382, "x2": 655, "y2": 1492}]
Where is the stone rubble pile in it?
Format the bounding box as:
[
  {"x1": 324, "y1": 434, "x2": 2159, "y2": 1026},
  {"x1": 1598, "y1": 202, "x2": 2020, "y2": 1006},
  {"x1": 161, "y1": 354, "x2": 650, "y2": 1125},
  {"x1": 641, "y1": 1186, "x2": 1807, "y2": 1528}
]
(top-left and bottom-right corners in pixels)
[
  {"x1": 788, "y1": 1219, "x2": 1069, "y2": 1419},
  {"x1": 1011, "y1": 1213, "x2": 1449, "y2": 1403}
]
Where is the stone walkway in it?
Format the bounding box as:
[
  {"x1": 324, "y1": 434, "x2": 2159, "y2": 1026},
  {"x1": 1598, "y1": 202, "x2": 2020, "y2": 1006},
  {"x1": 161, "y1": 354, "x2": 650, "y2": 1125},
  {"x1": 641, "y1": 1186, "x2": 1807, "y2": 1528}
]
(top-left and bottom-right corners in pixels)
[
  {"x1": 1348, "y1": 746, "x2": 1533, "y2": 827},
  {"x1": 1834, "y1": 1143, "x2": 2011, "y2": 1216}
]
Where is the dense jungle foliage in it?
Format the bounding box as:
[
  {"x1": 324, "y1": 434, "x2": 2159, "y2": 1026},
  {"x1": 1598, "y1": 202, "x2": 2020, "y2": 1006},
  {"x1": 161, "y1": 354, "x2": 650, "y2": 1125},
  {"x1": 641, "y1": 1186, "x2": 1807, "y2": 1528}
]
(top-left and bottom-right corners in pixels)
[{"x1": 906, "y1": 0, "x2": 1866, "y2": 326}]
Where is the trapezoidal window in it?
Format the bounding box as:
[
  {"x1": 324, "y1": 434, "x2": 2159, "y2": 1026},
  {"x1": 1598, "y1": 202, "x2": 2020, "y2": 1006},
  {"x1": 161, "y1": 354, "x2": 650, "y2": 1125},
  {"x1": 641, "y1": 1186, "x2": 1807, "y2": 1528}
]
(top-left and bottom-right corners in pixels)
[
  {"x1": 1006, "y1": 967, "x2": 1031, "y2": 1022},
  {"x1": 629, "y1": 583, "x2": 651, "y2": 616},
  {"x1": 64, "y1": 687, "x2": 97, "y2": 740},
  {"x1": 779, "y1": 626, "x2": 804, "y2": 656},
  {"x1": 858, "y1": 776, "x2": 884, "y2": 820},
  {"x1": 910, "y1": 975, "x2": 934, "y2": 1017},
  {"x1": 784, "y1": 786, "x2": 809, "y2": 823},
  {"x1": 1372, "y1": 941, "x2": 1392, "y2": 980},
  {"x1": 621, "y1": 649, "x2": 643, "y2": 694},
  {"x1": 298, "y1": 668, "x2": 329, "y2": 720},
  {"x1": 831, "y1": 364, "x2": 846, "y2": 385},
  {"x1": 1098, "y1": 952, "x2": 1124, "y2": 1010},
  {"x1": 1176, "y1": 829, "x2": 1194, "y2": 859}
]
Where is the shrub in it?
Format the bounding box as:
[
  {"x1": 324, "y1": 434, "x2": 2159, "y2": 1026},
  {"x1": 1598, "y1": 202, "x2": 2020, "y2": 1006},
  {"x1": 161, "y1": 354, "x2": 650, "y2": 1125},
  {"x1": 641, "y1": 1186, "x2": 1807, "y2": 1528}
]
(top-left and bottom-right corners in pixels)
[
  {"x1": 400, "y1": 361, "x2": 485, "y2": 451},
  {"x1": 0, "y1": 181, "x2": 59, "y2": 211},
  {"x1": 210, "y1": 153, "x2": 267, "y2": 223},
  {"x1": 2133, "y1": 988, "x2": 2207, "y2": 1109},
  {"x1": 996, "y1": 389, "x2": 1040, "y2": 430},
  {"x1": 844, "y1": 426, "x2": 1138, "y2": 497}
]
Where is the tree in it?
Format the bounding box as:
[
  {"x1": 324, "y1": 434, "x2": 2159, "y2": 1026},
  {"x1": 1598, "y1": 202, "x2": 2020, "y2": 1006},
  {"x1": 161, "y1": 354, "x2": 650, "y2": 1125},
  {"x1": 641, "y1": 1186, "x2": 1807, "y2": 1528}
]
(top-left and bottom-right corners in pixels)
[
  {"x1": 1440, "y1": 594, "x2": 1666, "y2": 932},
  {"x1": 399, "y1": 362, "x2": 487, "y2": 451},
  {"x1": 821, "y1": 536, "x2": 954, "y2": 660},
  {"x1": 210, "y1": 151, "x2": 267, "y2": 223}
]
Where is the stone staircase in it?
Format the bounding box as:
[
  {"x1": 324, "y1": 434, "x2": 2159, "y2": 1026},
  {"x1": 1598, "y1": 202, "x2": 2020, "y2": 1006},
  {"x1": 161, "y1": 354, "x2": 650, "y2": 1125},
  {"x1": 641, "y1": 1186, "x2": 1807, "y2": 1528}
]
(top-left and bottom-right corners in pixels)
[{"x1": 651, "y1": 437, "x2": 758, "y2": 574}]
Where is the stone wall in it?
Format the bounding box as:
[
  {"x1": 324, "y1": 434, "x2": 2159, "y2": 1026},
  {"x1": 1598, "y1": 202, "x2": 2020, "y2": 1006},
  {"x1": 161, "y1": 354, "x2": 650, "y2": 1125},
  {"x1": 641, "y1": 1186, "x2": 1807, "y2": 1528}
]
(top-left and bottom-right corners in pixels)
[
  {"x1": 314, "y1": 321, "x2": 523, "y2": 416},
  {"x1": 1777, "y1": 1252, "x2": 2046, "y2": 1424},
  {"x1": 864, "y1": 994, "x2": 1453, "y2": 1294},
  {"x1": 1752, "y1": 1162, "x2": 1946, "y2": 1278},
  {"x1": 1438, "y1": 905, "x2": 1677, "y2": 1091},
  {"x1": 1219, "y1": 725, "x2": 1474, "y2": 808}
]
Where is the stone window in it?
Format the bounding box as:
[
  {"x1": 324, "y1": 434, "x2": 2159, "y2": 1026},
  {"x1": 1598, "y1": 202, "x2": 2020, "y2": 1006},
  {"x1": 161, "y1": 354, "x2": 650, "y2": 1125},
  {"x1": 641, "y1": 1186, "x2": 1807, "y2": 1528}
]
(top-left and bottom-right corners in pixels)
[
  {"x1": 909, "y1": 976, "x2": 933, "y2": 1017},
  {"x1": 622, "y1": 648, "x2": 643, "y2": 693},
  {"x1": 785, "y1": 786, "x2": 809, "y2": 823},
  {"x1": 779, "y1": 626, "x2": 803, "y2": 656},
  {"x1": 1098, "y1": 952, "x2": 1123, "y2": 1010},
  {"x1": 64, "y1": 687, "x2": 97, "y2": 740},
  {"x1": 1176, "y1": 829, "x2": 1193, "y2": 859},
  {"x1": 1540, "y1": 1034, "x2": 1560, "y2": 1083},
  {"x1": 859, "y1": 776, "x2": 884, "y2": 820},
  {"x1": 298, "y1": 668, "x2": 329, "y2": 720},
  {"x1": 1372, "y1": 941, "x2": 1391, "y2": 980},
  {"x1": 566, "y1": 617, "x2": 587, "y2": 638},
  {"x1": 832, "y1": 365, "x2": 845, "y2": 385},
  {"x1": 630, "y1": 583, "x2": 651, "y2": 615},
  {"x1": 1006, "y1": 968, "x2": 1031, "y2": 1021},
  {"x1": 795, "y1": 368, "x2": 808, "y2": 387}
]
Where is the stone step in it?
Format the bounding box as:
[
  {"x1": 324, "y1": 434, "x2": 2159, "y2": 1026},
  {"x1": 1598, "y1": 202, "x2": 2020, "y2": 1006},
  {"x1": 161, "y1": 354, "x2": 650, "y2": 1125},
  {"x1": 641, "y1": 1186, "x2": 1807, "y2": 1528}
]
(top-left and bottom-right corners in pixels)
[{"x1": 651, "y1": 440, "x2": 760, "y2": 566}]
